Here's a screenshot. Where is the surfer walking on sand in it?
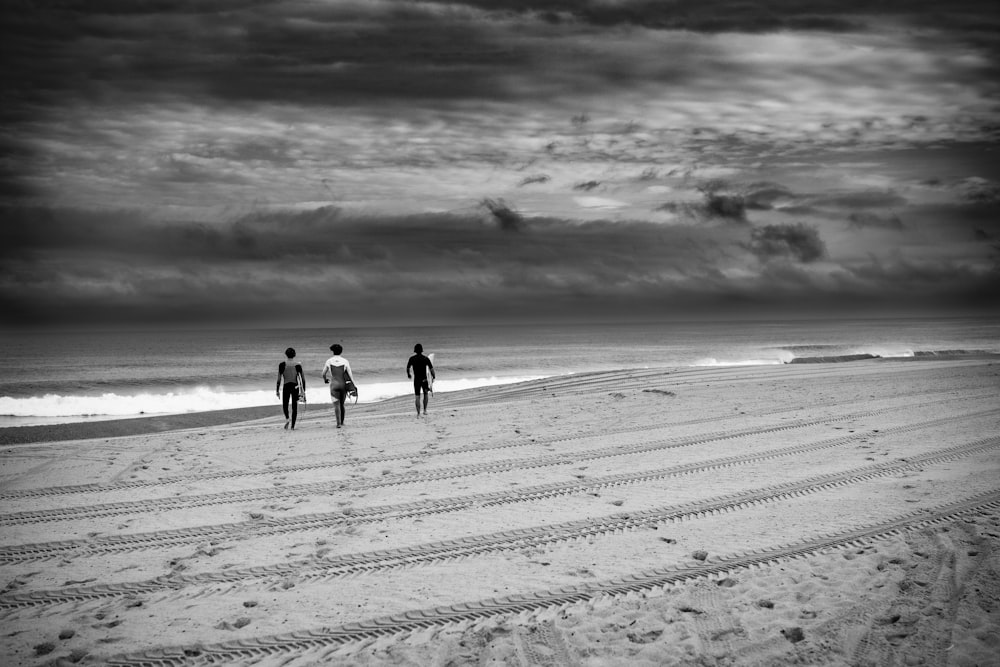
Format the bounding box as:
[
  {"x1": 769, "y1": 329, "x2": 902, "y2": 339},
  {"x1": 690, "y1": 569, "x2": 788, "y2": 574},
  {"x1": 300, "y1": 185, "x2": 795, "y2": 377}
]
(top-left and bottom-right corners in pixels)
[
  {"x1": 322, "y1": 344, "x2": 354, "y2": 429},
  {"x1": 276, "y1": 347, "x2": 306, "y2": 430},
  {"x1": 406, "y1": 343, "x2": 436, "y2": 416}
]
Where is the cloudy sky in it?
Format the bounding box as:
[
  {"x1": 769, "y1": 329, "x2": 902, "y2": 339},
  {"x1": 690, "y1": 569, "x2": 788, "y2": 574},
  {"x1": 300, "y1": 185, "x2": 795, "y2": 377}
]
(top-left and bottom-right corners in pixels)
[{"x1": 2, "y1": 0, "x2": 998, "y2": 327}]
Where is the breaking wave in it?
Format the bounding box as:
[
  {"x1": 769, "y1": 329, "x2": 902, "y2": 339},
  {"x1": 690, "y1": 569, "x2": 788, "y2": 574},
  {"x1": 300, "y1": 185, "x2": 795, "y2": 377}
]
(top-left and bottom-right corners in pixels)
[
  {"x1": 787, "y1": 349, "x2": 999, "y2": 364},
  {"x1": 691, "y1": 357, "x2": 788, "y2": 367},
  {"x1": 0, "y1": 376, "x2": 547, "y2": 424},
  {"x1": 692, "y1": 348, "x2": 999, "y2": 367}
]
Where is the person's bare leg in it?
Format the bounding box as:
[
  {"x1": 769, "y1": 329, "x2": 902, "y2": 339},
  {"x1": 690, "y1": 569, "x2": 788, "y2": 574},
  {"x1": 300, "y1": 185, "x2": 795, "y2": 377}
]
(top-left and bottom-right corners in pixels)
[
  {"x1": 423, "y1": 391, "x2": 429, "y2": 414},
  {"x1": 414, "y1": 395, "x2": 421, "y2": 416}
]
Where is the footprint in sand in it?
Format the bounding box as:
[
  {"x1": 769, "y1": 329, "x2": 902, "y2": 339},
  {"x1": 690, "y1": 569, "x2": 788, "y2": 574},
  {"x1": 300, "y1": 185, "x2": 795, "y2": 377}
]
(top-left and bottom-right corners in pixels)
[
  {"x1": 781, "y1": 627, "x2": 805, "y2": 643},
  {"x1": 215, "y1": 617, "x2": 252, "y2": 631},
  {"x1": 2, "y1": 573, "x2": 40, "y2": 594},
  {"x1": 33, "y1": 642, "x2": 55, "y2": 656}
]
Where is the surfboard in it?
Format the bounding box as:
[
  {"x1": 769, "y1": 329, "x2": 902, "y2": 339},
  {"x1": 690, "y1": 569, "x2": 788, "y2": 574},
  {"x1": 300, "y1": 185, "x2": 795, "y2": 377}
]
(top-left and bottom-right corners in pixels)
[{"x1": 427, "y1": 353, "x2": 435, "y2": 394}]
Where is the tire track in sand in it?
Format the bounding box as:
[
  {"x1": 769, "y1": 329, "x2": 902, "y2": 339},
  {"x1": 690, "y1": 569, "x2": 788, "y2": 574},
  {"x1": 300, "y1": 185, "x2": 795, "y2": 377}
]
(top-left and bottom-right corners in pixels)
[
  {"x1": 1, "y1": 407, "x2": 993, "y2": 563},
  {"x1": 4, "y1": 435, "x2": 997, "y2": 609},
  {"x1": 97, "y1": 491, "x2": 1000, "y2": 666}
]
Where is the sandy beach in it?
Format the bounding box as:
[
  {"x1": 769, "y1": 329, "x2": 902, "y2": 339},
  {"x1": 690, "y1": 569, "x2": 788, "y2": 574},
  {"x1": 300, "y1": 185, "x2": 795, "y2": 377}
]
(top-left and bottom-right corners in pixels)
[{"x1": 1, "y1": 358, "x2": 998, "y2": 666}]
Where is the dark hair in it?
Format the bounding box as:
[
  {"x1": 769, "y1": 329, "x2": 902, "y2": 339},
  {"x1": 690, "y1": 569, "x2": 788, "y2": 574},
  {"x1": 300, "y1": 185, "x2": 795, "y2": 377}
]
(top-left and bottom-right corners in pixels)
[
  {"x1": 330, "y1": 344, "x2": 343, "y2": 355},
  {"x1": 285, "y1": 347, "x2": 296, "y2": 358},
  {"x1": 414, "y1": 343, "x2": 423, "y2": 353}
]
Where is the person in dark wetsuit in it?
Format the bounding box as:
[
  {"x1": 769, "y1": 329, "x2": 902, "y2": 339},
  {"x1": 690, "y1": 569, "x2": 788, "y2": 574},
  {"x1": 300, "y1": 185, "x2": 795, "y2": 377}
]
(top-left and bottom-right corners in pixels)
[
  {"x1": 276, "y1": 347, "x2": 306, "y2": 430},
  {"x1": 322, "y1": 343, "x2": 354, "y2": 429},
  {"x1": 406, "y1": 343, "x2": 435, "y2": 416}
]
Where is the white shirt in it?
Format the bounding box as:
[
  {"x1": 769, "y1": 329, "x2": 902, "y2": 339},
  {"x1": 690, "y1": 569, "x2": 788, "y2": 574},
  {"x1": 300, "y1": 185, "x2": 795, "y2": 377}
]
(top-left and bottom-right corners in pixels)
[{"x1": 322, "y1": 355, "x2": 354, "y2": 383}]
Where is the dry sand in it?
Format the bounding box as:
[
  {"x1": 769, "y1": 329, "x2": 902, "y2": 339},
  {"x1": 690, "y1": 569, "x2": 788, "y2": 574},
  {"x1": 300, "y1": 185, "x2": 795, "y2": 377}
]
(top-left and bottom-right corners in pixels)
[{"x1": 1, "y1": 359, "x2": 998, "y2": 666}]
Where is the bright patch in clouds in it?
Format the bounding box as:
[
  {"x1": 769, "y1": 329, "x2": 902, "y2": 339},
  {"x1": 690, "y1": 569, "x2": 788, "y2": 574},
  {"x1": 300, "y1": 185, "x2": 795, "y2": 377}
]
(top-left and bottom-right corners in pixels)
[{"x1": 574, "y1": 196, "x2": 629, "y2": 210}]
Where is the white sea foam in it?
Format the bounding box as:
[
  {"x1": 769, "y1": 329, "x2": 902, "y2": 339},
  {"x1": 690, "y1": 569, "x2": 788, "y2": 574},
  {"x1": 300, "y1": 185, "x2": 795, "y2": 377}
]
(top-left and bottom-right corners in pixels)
[
  {"x1": 693, "y1": 347, "x2": 919, "y2": 367},
  {"x1": 691, "y1": 357, "x2": 786, "y2": 367},
  {"x1": 860, "y1": 348, "x2": 914, "y2": 359},
  {"x1": 0, "y1": 376, "x2": 547, "y2": 422}
]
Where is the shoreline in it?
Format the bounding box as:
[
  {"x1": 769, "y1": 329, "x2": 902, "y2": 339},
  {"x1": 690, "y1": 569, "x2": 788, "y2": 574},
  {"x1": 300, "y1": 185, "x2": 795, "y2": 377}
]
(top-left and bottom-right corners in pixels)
[
  {"x1": 0, "y1": 403, "x2": 334, "y2": 447},
  {"x1": 3, "y1": 353, "x2": 997, "y2": 447}
]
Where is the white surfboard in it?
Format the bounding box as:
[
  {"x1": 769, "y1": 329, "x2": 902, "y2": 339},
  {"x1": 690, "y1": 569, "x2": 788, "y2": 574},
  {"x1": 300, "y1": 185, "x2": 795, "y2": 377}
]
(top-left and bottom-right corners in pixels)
[{"x1": 427, "y1": 353, "x2": 435, "y2": 393}]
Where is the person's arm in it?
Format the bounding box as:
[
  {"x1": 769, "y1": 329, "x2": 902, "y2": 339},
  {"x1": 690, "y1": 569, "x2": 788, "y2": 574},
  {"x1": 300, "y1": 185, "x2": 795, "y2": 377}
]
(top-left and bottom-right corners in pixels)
[
  {"x1": 406, "y1": 356, "x2": 412, "y2": 379},
  {"x1": 322, "y1": 362, "x2": 330, "y2": 384},
  {"x1": 345, "y1": 360, "x2": 354, "y2": 383},
  {"x1": 277, "y1": 362, "x2": 285, "y2": 396}
]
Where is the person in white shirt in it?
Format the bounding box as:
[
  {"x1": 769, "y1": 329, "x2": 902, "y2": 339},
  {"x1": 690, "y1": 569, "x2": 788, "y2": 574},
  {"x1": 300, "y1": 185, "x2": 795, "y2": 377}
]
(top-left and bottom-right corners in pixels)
[{"x1": 322, "y1": 343, "x2": 354, "y2": 428}]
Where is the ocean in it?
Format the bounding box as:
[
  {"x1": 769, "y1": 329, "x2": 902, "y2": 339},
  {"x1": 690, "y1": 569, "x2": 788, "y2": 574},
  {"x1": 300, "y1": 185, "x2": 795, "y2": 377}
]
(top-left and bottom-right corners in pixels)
[{"x1": 1, "y1": 316, "x2": 998, "y2": 427}]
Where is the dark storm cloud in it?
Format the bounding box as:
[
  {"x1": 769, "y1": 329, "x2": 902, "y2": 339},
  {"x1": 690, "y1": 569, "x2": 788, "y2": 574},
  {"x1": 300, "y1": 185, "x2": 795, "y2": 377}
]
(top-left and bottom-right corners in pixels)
[
  {"x1": 0, "y1": 169, "x2": 39, "y2": 201},
  {"x1": 701, "y1": 185, "x2": 908, "y2": 220},
  {"x1": 898, "y1": 200, "x2": 1000, "y2": 252},
  {"x1": 6, "y1": 0, "x2": 996, "y2": 117},
  {"x1": 0, "y1": 204, "x2": 747, "y2": 324},
  {"x1": 3, "y1": 1, "x2": 999, "y2": 326},
  {"x1": 0, "y1": 137, "x2": 40, "y2": 201},
  {"x1": 3, "y1": 0, "x2": 997, "y2": 218},
  {"x1": 656, "y1": 186, "x2": 748, "y2": 224},
  {"x1": 0, "y1": 206, "x2": 407, "y2": 263},
  {"x1": 657, "y1": 181, "x2": 909, "y2": 227},
  {"x1": 839, "y1": 255, "x2": 1000, "y2": 310},
  {"x1": 0, "y1": 0, "x2": 533, "y2": 116},
  {"x1": 752, "y1": 258, "x2": 997, "y2": 314},
  {"x1": 480, "y1": 199, "x2": 525, "y2": 232},
  {"x1": 748, "y1": 223, "x2": 826, "y2": 263},
  {"x1": 957, "y1": 178, "x2": 1000, "y2": 205},
  {"x1": 435, "y1": 0, "x2": 995, "y2": 33},
  {"x1": 811, "y1": 191, "x2": 908, "y2": 209},
  {"x1": 3, "y1": 202, "x2": 996, "y2": 325},
  {"x1": 703, "y1": 194, "x2": 748, "y2": 224}
]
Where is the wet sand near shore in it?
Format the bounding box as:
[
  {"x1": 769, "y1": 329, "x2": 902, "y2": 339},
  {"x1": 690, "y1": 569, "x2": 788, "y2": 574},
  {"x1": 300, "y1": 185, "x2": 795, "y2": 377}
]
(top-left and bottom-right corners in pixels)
[
  {"x1": 0, "y1": 404, "x2": 334, "y2": 447},
  {"x1": 1, "y1": 359, "x2": 998, "y2": 666}
]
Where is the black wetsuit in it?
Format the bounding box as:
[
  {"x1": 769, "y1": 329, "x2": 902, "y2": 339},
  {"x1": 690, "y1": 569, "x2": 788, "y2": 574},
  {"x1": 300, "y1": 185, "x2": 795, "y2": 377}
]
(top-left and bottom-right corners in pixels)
[
  {"x1": 407, "y1": 353, "x2": 434, "y2": 396},
  {"x1": 278, "y1": 361, "x2": 304, "y2": 428}
]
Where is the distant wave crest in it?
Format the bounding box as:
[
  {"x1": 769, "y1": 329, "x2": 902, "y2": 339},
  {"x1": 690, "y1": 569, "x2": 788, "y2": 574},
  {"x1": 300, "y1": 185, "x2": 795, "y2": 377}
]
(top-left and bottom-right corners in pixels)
[
  {"x1": 692, "y1": 357, "x2": 787, "y2": 367},
  {"x1": 786, "y1": 353, "x2": 881, "y2": 364},
  {"x1": 693, "y1": 348, "x2": 998, "y2": 368},
  {"x1": 0, "y1": 388, "x2": 281, "y2": 420},
  {"x1": 787, "y1": 349, "x2": 999, "y2": 364}
]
